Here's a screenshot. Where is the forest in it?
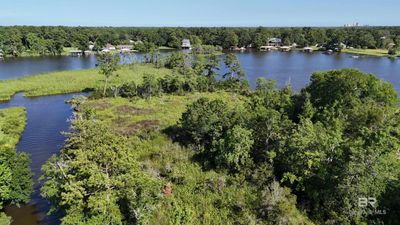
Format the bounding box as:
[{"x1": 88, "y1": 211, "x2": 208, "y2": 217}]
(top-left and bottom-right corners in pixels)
[
  {"x1": 23, "y1": 51, "x2": 400, "y2": 224},
  {"x1": 0, "y1": 26, "x2": 400, "y2": 56}
]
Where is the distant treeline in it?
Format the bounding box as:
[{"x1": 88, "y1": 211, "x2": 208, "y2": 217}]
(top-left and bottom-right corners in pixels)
[{"x1": 0, "y1": 26, "x2": 399, "y2": 56}]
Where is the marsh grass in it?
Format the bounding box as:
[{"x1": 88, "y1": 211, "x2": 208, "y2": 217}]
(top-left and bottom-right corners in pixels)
[
  {"x1": 0, "y1": 107, "x2": 26, "y2": 147},
  {"x1": 0, "y1": 64, "x2": 172, "y2": 101}
]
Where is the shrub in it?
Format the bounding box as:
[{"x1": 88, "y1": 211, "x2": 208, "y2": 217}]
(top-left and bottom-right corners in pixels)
[
  {"x1": 119, "y1": 82, "x2": 138, "y2": 98},
  {"x1": 138, "y1": 74, "x2": 161, "y2": 98},
  {"x1": 160, "y1": 74, "x2": 185, "y2": 94}
]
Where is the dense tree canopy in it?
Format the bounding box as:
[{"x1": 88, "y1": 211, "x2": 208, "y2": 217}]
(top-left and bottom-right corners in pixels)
[{"x1": 178, "y1": 67, "x2": 400, "y2": 224}]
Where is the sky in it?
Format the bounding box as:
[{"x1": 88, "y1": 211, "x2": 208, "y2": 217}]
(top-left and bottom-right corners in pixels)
[{"x1": 0, "y1": 0, "x2": 399, "y2": 27}]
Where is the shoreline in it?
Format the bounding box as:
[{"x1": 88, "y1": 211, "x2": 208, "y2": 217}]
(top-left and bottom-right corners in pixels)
[{"x1": 0, "y1": 47, "x2": 177, "y2": 59}]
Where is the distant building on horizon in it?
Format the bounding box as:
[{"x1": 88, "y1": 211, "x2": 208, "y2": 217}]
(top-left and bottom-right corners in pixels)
[{"x1": 344, "y1": 22, "x2": 368, "y2": 27}]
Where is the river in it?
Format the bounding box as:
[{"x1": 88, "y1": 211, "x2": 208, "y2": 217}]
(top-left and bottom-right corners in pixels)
[
  {"x1": 0, "y1": 51, "x2": 398, "y2": 224},
  {"x1": 1, "y1": 50, "x2": 399, "y2": 92}
]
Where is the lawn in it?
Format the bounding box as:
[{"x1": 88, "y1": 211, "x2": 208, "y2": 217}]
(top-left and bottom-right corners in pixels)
[
  {"x1": 158, "y1": 46, "x2": 176, "y2": 50},
  {"x1": 342, "y1": 48, "x2": 399, "y2": 57},
  {"x1": 0, "y1": 64, "x2": 173, "y2": 101}
]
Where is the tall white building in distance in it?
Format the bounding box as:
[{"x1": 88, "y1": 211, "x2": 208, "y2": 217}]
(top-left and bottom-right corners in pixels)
[{"x1": 344, "y1": 22, "x2": 368, "y2": 27}]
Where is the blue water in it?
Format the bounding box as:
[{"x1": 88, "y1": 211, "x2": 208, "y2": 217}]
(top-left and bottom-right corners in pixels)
[
  {"x1": 233, "y1": 51, "x2": 399, "y2": 92},
  {"x1": 1, "y1": 51, "x2": 399, "y2": 92}
]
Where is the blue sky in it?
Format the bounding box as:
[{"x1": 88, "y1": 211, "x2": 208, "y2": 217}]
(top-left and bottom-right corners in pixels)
[{"x1": 0, "y1": 0, "x2": 399, "y2": 27}]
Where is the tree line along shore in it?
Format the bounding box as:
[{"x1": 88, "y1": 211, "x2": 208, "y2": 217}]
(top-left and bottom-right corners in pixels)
[{"x1": 0, "y1": 26, "x2": 399, "y2": 58}]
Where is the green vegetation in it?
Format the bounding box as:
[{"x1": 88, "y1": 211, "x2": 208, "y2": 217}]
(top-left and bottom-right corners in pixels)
[
  {"x1": 36, "y1": 50, "x2": 400, "y2": 224},
  {"x1": 0, "y1": 107, "x2": 32, "y2": 225},
  {"x1": 98, "y1": 53, "x2": 120, "y2": 96},
  {"x1": 0, "y1": 64, "x2": 173, "y2": 101},
  {"x1": 158, "y1": 46, "x2": 176, "y2": 50},
  {"x1": 342, "y1": 48, "x2": 400, "y2": 57},
  {"x1": 42, "y1": 92, "x2": 313, "y2": 225}
]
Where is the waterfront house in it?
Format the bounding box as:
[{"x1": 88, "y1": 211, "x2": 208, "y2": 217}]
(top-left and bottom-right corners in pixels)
[
  {"x1": 267, "y1": 38, "x2": 282, "y2": 47},
  {"x1": 104, "y1": 43, "x2": 116, "y2": 51},
  {"x1": 182, "y1": 39, "x2": 191, "y2": 49}
]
